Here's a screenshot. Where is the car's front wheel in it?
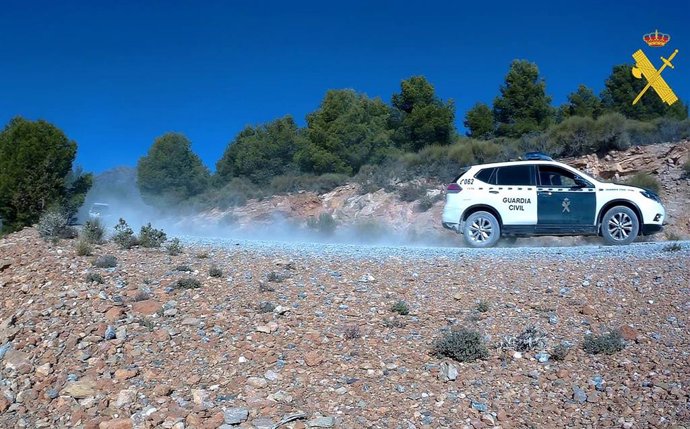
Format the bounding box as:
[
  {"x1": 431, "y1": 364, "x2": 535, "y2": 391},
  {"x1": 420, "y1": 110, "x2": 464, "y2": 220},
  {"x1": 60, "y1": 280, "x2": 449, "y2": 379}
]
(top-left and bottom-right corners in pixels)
[
  {"x1": 463, "y1": 211, "x2": 501, "y2": 248},
  {"x1": 601, "y1": 206, "x2": 639, "y2": 245}
]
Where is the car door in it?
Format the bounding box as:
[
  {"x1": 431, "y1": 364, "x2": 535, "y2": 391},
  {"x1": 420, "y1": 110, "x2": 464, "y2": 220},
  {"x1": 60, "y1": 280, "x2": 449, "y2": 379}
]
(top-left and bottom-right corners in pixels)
[
  {"x1": 536, "y1": 164, "x2": 596, "y2": 232},
  {"x1": 491, "y1": 164, "x2": 538, "y2": 227}
]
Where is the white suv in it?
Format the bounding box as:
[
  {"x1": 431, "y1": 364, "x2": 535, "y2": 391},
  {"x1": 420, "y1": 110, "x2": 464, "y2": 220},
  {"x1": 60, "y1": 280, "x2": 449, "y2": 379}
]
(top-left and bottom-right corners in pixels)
[{"x1": 442, "y1": 153, "x2": 665, "y2": 247}]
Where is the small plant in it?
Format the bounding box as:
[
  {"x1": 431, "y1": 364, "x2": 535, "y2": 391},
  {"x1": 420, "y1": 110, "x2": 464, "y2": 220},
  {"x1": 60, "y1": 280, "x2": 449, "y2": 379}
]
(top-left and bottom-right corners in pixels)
[
  {"x1": 259, "y1": 281, "x2": 275, "y2": 293},
  {"x1": 132, "y1": 291, "x2": 151, "y2": 302},
  {"x1": 166, "y1": 238, "x2": 183, "y2": 256},
  {"x1": 663, "y1": 242, "x2": 682, "y2": 252},
  {"x1": 174, "y1": 277, "x2": 201, "y2": 290},
  {"x1": 344, "y1": 325, "x2": 361, "y2": 340},
  {"x1": 514, "y1": 326, "x2": 547, "y2": 352},
  {"x1": 81, "y1": 219, "x2": 105, "y2": 244},
  {"x1": 624, "y1": 172, "x2": 661, "y2": 193},
  {"x1": 93, "y1": 255, "x2": 117, "y2": 268},
  {"x1": 307, "y1": 213, "x2": 337, "y2": 235},
  {"x1": 139, "y1": 223, "x2": 167, "y2": 248},
  {"x1": 398, "y1": 183, "x2": 427, "y2": 202},
  {"x1": 551, "y1": 344, "x2": 571, "y2": 361},
  {"x1": 391, "y1": 300, "x2": 410, "y2": 316},
  {"x1": 112, "y1": 218, "x2": 138, "y2": 249},
  {"x1": 258, "y1": 301, "x2": 276, "y2": 313},
  {"x1": 76, "y1": 239, "x2": 93, "y2": 256},
  {"x1": 85, "y1": 272, "x2": 104, "y2": 284},
  {"x1": 266, "y1": 271, "x2": 286, "y2": 283},
  {"x1": 383, "y1": 317, "x2": 407, "y2": 328},
  {"x1": 175, "y1": 265, "x2": 192, "y2": 272},
  {"x1": 37, "y1": 208, "x2": 75, "y2": 241},
  {"x1": 476, "y1": 300, "x2": 490, "y2": 313},
  {"x1": 196, "y1": 252, "x2": 209, "y2": 259},
  {"x1": 138, "y1": 318, "x2": 155, "y2": 331},
  {"x1": 432, "y1": 328, "x2": 489, "y2": 363},
  {"x1": 209, "y1": 265, "x2": 223, "y2": 278},
  {"x1": 665, "y1": 231, "x2": 681, "y2": 241},
  {"x1": 583, "y1": 330, "x2": 626, "y2": 355}
]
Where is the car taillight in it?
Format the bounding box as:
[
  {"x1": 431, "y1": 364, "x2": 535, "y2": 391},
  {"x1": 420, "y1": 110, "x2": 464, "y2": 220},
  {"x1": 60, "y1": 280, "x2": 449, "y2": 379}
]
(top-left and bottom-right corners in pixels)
[{"x1": 447, "y1": 183, "x2": 462, "y2": 193}]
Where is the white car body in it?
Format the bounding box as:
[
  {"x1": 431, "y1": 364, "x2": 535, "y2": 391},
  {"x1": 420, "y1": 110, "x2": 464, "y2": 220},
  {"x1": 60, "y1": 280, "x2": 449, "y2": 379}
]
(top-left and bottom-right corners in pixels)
[{"x1": 442, "y1": 156, "x2": 665, "y2": 247}]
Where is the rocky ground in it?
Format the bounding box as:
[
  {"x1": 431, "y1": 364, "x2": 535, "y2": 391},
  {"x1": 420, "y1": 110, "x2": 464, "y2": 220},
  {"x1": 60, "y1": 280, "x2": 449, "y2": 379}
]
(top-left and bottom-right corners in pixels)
[{"x1": 0, "y1": 229, "x2": 689, "y2": 428}]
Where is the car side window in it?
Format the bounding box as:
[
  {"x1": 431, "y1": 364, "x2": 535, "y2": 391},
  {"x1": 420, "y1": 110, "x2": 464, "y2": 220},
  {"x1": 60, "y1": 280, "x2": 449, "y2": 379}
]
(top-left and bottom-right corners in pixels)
[
  {"x1": 474, "y1": 168, "x2": 496, "y2": 184},
  {"x1": 494, "y1": 165, "x2": 534, "y2": 186},
  {"x1": 537, "y1": 165, "x2": 585, "y2": 188}
]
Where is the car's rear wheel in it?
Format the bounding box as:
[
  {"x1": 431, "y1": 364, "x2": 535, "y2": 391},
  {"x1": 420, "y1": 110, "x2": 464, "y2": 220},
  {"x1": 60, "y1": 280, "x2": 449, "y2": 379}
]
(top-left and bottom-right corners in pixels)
[
  {"x1": 601, "y1": 206, "x2": 639, "y2": 245},
  {"x1": 463, "y1": 211, "x2": 501, "y2": 248}
]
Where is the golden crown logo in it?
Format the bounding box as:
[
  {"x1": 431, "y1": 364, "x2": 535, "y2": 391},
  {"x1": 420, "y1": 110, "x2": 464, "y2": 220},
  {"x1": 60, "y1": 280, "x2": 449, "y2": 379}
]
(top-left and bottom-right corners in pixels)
[{"x1": 643, "y1": 30, "x2": 670, "y2": 47}]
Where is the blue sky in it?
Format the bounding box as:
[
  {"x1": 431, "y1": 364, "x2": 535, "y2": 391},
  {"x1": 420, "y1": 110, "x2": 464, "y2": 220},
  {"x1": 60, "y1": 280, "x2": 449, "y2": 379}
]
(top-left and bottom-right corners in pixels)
[{"x1": 1, "y1": 0, "x2": 688, "y2": 173}]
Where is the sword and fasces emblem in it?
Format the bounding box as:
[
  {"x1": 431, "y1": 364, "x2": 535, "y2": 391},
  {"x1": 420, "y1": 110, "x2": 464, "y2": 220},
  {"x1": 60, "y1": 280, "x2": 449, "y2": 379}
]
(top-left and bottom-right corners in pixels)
[
  {"x1": 562, "y1": 198, "x2": 570, "y2": 213},
  {"x1": 631, "y1": 30, "x2": 679, "y2": 106}
]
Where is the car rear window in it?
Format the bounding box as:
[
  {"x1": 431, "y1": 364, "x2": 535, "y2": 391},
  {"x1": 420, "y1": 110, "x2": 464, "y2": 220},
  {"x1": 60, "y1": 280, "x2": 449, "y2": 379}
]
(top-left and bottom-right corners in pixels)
[
  {"x1": 452, "y1": 167, "x2": 470, "y2": 183},
  {"x1": 494, "y1": 165, "x2": 534, "y2": 186}
]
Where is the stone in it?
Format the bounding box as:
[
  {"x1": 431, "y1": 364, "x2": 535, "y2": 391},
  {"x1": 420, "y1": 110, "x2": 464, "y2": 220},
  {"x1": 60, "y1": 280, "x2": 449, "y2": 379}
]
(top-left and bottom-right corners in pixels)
[
  {"x1": 223, "y1": 408, "x2": 249, "y2": 424},
  {"x1": 114, "y1": 368, "x2": 139, "y2": 380},
  {"x1": 439, "y1": 362, "x2": 458, "y2": 382},
  {"x1": 105, "y1": 307, "x2": 125, "y2": 322},
  {"x1": 153, "y1": 385, "x2": 172, "y2": 397},
  {"x1": 115, "y1": 389, "x2": 137, "y2": 408},
  {"x1": 247, "y1": 376, "x2": 268, "y2": 388},
  {"x1": 132, "y1": 300, "x2": 163, "y2": 315},
  {"x1": 573, "y1": 386, "x2": 587, "y2": 403},
  {"x1": 581, "y1": 305, "x2": 596, "y2": 316},
  {"x1": 35, "y1": 363, "x2": 53, "y2": 377},
  {"x1": 619, "y1": 325, "x2": 638, "y2": 341},
  {"x1": 305, "y1": 351, "x2": 322, "y2": 367},
  {"x1": 535, "y1": 352, "x2": 550, "y2": 363},
  {"x1": 307, "y1": 416, "x2": 335, "y2": 427},
  {"x1": 104, "y1": 325, "x2": 117, "y2": 340},
  {"x1": 62, "y1": 378, "x2": 98, "y2": 398},
  {"x1": 191, "y1": 389, "x2": 209, "y2": 406},
  {"x1": 99, "y1": 419, "x2": 133, "y2": 429}
]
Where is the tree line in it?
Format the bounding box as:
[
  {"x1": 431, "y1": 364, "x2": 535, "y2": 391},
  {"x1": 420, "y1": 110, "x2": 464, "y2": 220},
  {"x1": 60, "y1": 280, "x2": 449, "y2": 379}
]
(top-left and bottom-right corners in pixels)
[
  {"x1": 136, "y1": 60, "x2": 688, "y2": 208},
  {"x1": 1, "y1": 59, "x2": 688, "y2": 232}
]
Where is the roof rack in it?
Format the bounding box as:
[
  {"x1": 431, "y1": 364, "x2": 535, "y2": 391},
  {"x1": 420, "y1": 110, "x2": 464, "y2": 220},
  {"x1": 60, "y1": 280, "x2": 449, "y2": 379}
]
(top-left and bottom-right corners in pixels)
[{"x1": 523, "y1": 152, "x2": 553, "y2": 161}]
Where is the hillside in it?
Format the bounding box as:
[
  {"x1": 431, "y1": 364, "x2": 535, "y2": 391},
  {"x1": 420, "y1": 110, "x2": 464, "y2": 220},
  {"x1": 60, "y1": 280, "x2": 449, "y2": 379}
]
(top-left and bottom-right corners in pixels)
[{"x1": 191, "y1": 141, "x2": 690, "y2": 244}]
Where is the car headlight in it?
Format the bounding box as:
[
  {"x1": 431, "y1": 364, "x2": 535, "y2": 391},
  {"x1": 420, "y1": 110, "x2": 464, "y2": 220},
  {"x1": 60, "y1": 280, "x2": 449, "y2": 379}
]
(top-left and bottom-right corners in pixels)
[{"x1": 640, "y1": 190, "x2": 660, "y2": 202}]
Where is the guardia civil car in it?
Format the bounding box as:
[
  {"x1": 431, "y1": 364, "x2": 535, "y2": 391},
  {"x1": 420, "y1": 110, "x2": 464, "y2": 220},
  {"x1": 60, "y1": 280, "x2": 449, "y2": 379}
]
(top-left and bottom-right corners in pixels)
[{"x1": 442, "y1": 153, "x2": 665, "y2": 248}]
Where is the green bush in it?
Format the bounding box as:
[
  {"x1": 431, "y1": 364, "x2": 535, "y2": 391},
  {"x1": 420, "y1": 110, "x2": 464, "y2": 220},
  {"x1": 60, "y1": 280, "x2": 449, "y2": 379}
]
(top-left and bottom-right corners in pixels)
[
  {"x1": 624, "y1": 172, "x2": 661, "y2": 193},
  {"x1": 81, "y1": 218, "x2": 105, "y2": 244},
  {"x1": 391, "y1": 300, "x2": 410, "y2": 315},
  {"x1": 174, "y1": 277, "x2": 201, "y2": 290},
  {"x1": 93, "y1": 255, "x2": 117, "y2": 268},
  {"x1": 270, "y1": 173, "x2": 348, "y2": 195},
  {"x1": 85, "y1": 272, "x2": 104, "y2": 284},
  {"x1": 307, "y1": 213, "x2": 337, "y2": 235},
  {"x1": 37, "y1": 208, "x2": 75, "y2": 241},
  {"x1": 398, "y1": 183, "x2": 427, "y2": 202},
  {"x1": 166, "y1": 238, "x2": 183, "y2": 256},
  {"x1": 432, "y1": 328, "x2": 489, "y2": 362},
  {"x1": 76, "y1": 239, "x2": 93, "y2": 256},
  {"x1": 476, "y1": 300, "x2": 490, "y2": 313},
  {"x1": 112, "y1": 218, "x2": 138, "y2": 249},
  {"x1": 662, "y1": 242, "x2": 682, "y2": 252},
  {"x1": 583, "y1": 330, "x2": 625, "y2": 355},
  {"x1": 175, "y1": 265, "x2": 192, "y2": 272},
  {"x1": 209, "y1": 265, "x2": 223, "y2": 278},
  {"x1": 514, "y1": 326, "x2": 547, "y2": 351},
  {"x1": 139, "y1": 223, "x2": 167, "y2": 248}
]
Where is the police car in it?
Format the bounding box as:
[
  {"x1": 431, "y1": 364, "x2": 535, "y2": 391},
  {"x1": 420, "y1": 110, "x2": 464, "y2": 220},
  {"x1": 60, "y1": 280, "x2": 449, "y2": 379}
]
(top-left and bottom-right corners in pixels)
[{"x1": 442, "y1": 153, "x2": 665, "y2": 247}]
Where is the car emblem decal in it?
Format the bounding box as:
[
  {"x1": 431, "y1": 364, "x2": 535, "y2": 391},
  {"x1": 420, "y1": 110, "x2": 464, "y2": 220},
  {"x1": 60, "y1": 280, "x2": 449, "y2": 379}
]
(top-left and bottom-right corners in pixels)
[{"x1": 562, "y1": 198, "x2": 571, "y2": 213}]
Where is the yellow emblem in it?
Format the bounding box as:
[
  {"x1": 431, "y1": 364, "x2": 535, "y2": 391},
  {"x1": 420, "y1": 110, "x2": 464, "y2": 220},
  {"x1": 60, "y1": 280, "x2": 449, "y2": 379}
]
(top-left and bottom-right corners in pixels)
[{"x1": 631, "y1": 48, "x2": 679, "y2": 106}]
